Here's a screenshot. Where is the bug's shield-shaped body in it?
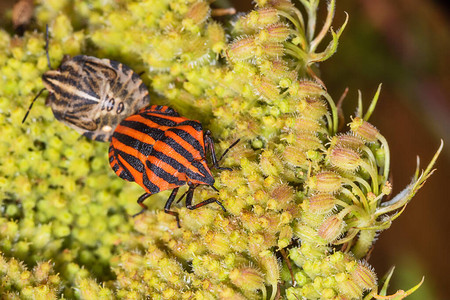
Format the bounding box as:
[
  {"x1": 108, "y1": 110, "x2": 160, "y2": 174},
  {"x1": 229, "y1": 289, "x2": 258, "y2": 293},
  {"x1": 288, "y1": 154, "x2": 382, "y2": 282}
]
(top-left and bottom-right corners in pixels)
[
  {"x1": 42, "y1": 55, "x2": 150, "y2": 142},
  {"x1": 108, "y1": 105, "x2": 214, "y2": 195}
]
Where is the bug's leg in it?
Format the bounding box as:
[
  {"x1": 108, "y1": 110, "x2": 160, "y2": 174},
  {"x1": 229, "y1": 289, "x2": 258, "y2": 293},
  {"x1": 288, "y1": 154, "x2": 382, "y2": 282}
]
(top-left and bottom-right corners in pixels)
[
  {"x1": 185, "y1": 185, "x2": 227, "y2": 212},
  {"x1": 164, "y1": 188, "x2": 181, "y2": 227},
  {"x1": 132, "y1": 192, "x2": 152, "y2": 217},
  {"x1": 204, "y1": 130, "x2": 239, "y2": 170},
  {"x1": 176, "y1": 188, "x2": 190, "y2": 204}
]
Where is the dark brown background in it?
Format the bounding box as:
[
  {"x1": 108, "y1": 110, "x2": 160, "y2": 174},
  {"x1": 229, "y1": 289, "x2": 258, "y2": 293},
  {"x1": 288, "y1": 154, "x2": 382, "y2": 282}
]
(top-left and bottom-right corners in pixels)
[{"x1": 2, "y1": 0, "x2": 449, "y2": 299}]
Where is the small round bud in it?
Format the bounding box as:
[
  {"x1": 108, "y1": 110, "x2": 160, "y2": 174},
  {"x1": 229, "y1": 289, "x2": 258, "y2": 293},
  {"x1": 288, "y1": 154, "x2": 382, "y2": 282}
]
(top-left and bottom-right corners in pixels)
[
  {"x1": 307, "y1": 171, "x2": 342, "y2": 193},
  {"x1": 337, "y1": 275, "x2": 364, "y2": 299},
  {"x1": 259, "y1": 251, "x2": 280, "y2": 287},
  {"x1": 204, "y1": 231, "x2": 231, "y2": 256},
  {"x1": 207, "y1": 22, "x2": 226, "y2": 53},
  {"x1": 318, "y1": 215, "x2": 345, "y2": 242},
  {"x1": 349, "y1": 117, "x2": 379, "y2": 143},
  {"x1": 282, "y1": 146, "x2": 308, "y2": 167},
  {"x1": 256, "y1": 41, "x2": 284, "y2": 59},
  {"x1": 229, "y1": 267, "x2": 265, "y2": 292},
  {"x1": 350, "y1": 261, "x2": 377, "y2": 290},
  {"x1": 185, "y1": 1, "x2": 210, "y2": 25},
  {"x1": 331, "y1": 134, "x2": 365, "y2": 150},
  {"x1": 244, "y1": 8, "x2": 279, "y2": 29},
  {"x1": 307, "y1": 193, "x2": 337, "y2": 212},
  {"x1": 258, "y1": 59, "x2": 288, "y2": 79},
  {"x1": 328, "y1": 147, "x2": 361, "y2": 172},
  {"x1": 278, "y1": 225, "x2": 293, "y2": 249},
  {"x1": 228, "y1": 36, "x2": 256, "y2": 62},
  {"x1": 259, "y1": 150, "x2": 283, "y2": 176},
  {"x1": 295, "y1": 117, "x2": 325, "y2": 134},
  {"x1": 258, "y1": 23, "x2": 290, "y2": 42},
  {"x1": 253, "y1": 75, "x2": 280, "y2": 102},
  {"x1": 270, "y1": 183, "x2": 294, "y2": 204},
  {"x1": 292, "y1": 132, "x2": 323, "y2": 151},
  {"x1": 289, "y1": 80, "x2": 324, "y2": 98}
]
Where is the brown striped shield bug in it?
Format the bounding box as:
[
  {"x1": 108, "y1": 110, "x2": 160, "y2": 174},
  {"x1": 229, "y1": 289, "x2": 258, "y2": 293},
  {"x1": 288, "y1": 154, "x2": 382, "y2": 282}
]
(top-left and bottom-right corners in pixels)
[
  {"x1": 108, "y1": 105, "x2": 239, "y2": 227},
  {"x1": 22, "y1": 25, "x2": 150, "y2": 142}
]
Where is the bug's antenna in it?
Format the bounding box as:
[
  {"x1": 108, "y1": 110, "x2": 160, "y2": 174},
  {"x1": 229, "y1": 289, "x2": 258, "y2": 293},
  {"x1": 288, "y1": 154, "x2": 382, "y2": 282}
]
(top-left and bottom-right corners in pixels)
[
  {"x1": 45, "y1": 24, "x2": 51, "y2": 69},
  {"x1": 218, "y1": 138, "x2": 240, "y2": 164},
  {"x1": 22, "y1": 88, "x2": 46, "y2": 124}
]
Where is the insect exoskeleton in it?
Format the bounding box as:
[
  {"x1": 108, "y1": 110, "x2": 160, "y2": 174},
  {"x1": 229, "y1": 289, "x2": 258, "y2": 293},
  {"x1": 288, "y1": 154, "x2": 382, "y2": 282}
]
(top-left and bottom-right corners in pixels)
[
  {"x1": 43, "y1": 55, "x2": 150, "y2": 141},
  {"x1": 22, "y1": 26, "x2": 150, "y2": 142},
  {"x1": 108, "y1": 105, "x2": 239, "y2": 227}
]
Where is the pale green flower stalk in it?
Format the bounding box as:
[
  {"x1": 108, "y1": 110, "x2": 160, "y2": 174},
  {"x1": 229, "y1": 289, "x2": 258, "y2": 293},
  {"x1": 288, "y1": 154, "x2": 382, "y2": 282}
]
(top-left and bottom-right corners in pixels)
[{"x1": 0, "y1": 0, "x2": 442, "y2": 299}]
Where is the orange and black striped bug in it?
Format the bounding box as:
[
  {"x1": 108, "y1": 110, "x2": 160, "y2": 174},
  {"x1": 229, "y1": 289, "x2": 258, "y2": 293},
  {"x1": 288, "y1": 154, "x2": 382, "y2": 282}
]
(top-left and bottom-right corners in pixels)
[
  {"x1": 22, "y1": 25, "x2": 150, "y2": 142},
  {"x1": 109, "y1": 105, "x2": 239, "y2": 227}
]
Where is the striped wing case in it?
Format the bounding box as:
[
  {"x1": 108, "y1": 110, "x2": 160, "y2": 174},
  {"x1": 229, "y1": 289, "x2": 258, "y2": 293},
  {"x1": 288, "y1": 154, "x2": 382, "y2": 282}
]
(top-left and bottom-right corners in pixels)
[
  {"x1": 109, "y1": 105, "x2": 215, "y2": 195},
  {"x1": 42, "y1": 55, "x2": 150, "y2": 142}
]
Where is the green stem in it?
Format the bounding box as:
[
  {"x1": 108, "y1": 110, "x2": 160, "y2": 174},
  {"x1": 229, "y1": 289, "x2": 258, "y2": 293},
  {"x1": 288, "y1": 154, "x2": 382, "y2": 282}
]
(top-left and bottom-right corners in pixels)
[
  {"x1": 306, "y1": 0, "x2": 319, "y2": 42},
  {"x1": 349, "y1": 174, "x2": 372, "y2": 194},
  {"x1": 351, "y1": 229, "x2": 377, "y2": 259},
  {"x1": 288, "y1": 29, "x2": 308, "y2": 51},
  {"x1": 291, "y1": 6, "x2": 305, "y2": 30},
  {"x1": 358, "y1": 160, "x2": 379, "y2": 195},
  {"x1": 284, "y1": 42, "x2": 309, "y2": 62},
  {"x1": 322, "y1": 92, "x2": 338, "y2": 135},
  {"x1": 310, "y1": 0, "x2": 336, "y2": 53},
  {"x1": 361, "y1": 145, "x2": 377, "y2": 170},
  {"x1": 341, "y1": 179, "x2": 369, "y2": 211},
  {"x1": 278, "y1": 11, "x2": 305, "y2": 43}
]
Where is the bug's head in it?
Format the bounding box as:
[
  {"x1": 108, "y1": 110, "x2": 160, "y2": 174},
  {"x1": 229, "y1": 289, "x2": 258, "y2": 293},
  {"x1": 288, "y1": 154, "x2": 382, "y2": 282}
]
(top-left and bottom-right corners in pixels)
[
  {"x1": 41, "y1": 70, "x2": 62, "y2": 95},
  {"x1": 190, "y1": 159, "x2": 216, "y2": 188}
]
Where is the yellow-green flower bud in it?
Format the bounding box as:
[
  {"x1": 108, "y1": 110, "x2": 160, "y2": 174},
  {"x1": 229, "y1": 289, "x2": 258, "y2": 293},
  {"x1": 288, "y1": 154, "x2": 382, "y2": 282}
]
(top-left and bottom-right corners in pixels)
[
  {"x1": 259, "y1": 250, "x2": 280, "y2": 288},
  {"x1": 259, "y1": 150, "x2": 283, "y2": 176},
  {"x1": 318, "y1": 215, "x2": 344, "y2": 243},
  {"x1": 218, "y1": 287, "x2": 247, "y2": 300},
  {"x1": 349, "y1": 117, "x2": 379, "y2": 143},
  {"x1": 185, "y1": 1, "x2": 210, "y2": 25},
  {"x1": 336, "y1": 274, "x2": 363, "y2": 299},
  {"x1": 278, "y1": 225, "x2": 293, "y2": 249},
  {"x1": 267, "y1": 0, "x2": 295, "y2": 11},
  {"x1": 253, "y1": 75, "x2": 280, "y2": 102},
  {"x1": 256, "y1": 41, "x2": 284, "y2": 59},
  {"x1": 258, "y1": 23, "x2": 290, "y2": 42},
  {"x1": 294, "y1": 117, "x2": 325, "y2": 134},
  {"x1": 242, "y1": 8, "x2": 279, "y2": 30},
  {"x1": 350, "y1": 261, "x2": 377, "y2": 290},
  {"x1": 204, "y1": 231, "x2": 231, "y2": 256},
  {"x1": 331, "y1": 133, "x2": 365, "y2": 150},
  {"x1": 289, "y1": 80, "x2": 324, "y2": 98},
  {"x1": 228, "y1": 36, "x2": 256, "y2": 62},
  {"x1": 328, "y1": 147, "x2": 361, "y2": 173},
  {"x1": 282, "y1": 146, "x2": 308, "y2": 167},
  {"x1": 270, "y1": 183, "x2": 294, "y2": 204},
  {"x1": 293, "y1": 132, "x2": 323, "y2": 151},
  {"x1": 307, "y1": 171, "x2": 342, "y2": 193},
  {"x1": 207, "y1": 22, "x2": 226, "y2": 54},
  {"x1": 306, "y1": 193, "x2": 337, "y2": 212},
  {"x1": 229, "y1": 267, "x2": 265, "y2": 292}
]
